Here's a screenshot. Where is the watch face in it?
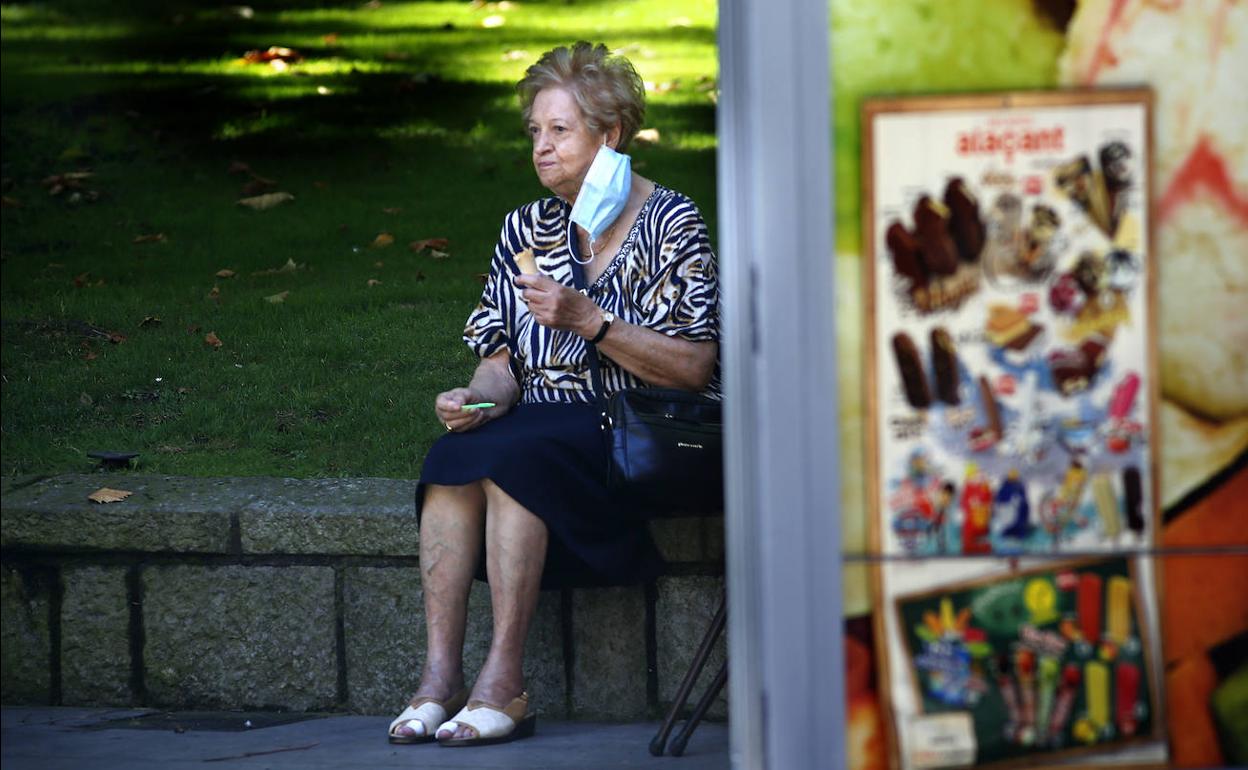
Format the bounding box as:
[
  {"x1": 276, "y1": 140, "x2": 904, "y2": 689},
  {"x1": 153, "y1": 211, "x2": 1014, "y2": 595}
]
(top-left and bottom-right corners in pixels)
[{"x1": 604, "y1": 311, "x2": 615, "y2": 324}]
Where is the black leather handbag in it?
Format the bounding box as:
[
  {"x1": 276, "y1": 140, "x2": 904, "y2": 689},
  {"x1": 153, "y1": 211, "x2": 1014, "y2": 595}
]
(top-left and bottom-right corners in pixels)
[
  {"x1": 568, "y1": 244, "x2": 724, "y2": 514},
  {"x1": 604, "y1": 386, "x2": 724, "y2": 513}
]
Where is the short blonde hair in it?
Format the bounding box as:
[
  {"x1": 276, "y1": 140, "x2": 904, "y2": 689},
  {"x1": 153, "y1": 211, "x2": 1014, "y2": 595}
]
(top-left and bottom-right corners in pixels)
[{"x1": 518, "y1": 41, "x2": 646, "y2": 153}]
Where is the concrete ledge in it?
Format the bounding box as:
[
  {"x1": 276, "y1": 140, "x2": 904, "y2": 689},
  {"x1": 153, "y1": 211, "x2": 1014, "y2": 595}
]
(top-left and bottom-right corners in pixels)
[{"x1": 0, "y1": 474, "x2": 724, "y2": 720}]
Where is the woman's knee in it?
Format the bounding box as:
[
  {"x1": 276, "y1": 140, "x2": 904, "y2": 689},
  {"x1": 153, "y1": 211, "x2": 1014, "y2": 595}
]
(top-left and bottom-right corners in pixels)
[{"x1": 423, "y1": 482, "x2": 486, "y2": 519}]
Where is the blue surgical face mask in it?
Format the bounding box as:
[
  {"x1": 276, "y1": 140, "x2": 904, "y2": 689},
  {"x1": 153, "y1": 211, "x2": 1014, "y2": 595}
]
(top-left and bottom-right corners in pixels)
[{"x1": 568, "y1": 142, "x2": 631, "y2": 265}]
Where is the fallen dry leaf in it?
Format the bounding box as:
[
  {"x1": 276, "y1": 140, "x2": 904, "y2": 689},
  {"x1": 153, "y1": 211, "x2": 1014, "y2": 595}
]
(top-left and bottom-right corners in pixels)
[
  {"x1": 367, "y1": 278, "x2": 382, "y2": 287},
  {"x1": 240, "y1": 177, "x2": 276, "y2": 196},
  {"x1": 363, "y1": 0, "x2": 382, "y2": 8},
  {"x1": 482, "y1": 14, "x2": 505, "y2": 28},
  {"x1": 216, "y1": 269, "x2": 236, "y2": 278},
  {"x1": 409, "y1": 237, "x2": 449, "y2": 253},
  {"x1": 430, "y1": 249, "x2": 450, "y2": 260},
  {"x1": 208, "y1": 286, "x2": 221, "y2": 300},
  {"x1": 322, "y1": 32, "x2": 340, "y2": 45},
  {"x1": 88, "y1": 487, "x2": 132, "y2": 504},
  {"x1": 371, "y1": 232, "x2": 395, "y2": 248},
  {"x1": 133, "y1": 233, "x2": 167, "y2": 244},
  {"x1": 634, "y1": 128, "x2": 660, "y2": 144},
  {"x1": 374, "y1": 260, "x2": 384, "y2": 268},
  {"x1": 237, "y1": 191, "x2": 294, "y2": 210},
  {"x1": 253, "y1": 257, "x2": 300, "y2": 276},
  {"x1": 1, "y1": 196, "x2": 21, "y2": 208},
  {"x1": 265, "y1": 290, "x2": 290, "y2": 303},
  {"x1": 204, "y1": 331, "x2": 223, "y2": 348},
  {"x1": 383, "y1": 51, "x2": 410, "y2": 61},
  {"x1": 84, "y1": 351, "x2": 98, "y2": 361},
  {"x1": 107, "y1": 331, "x2": 126, "y2": 344},
  {"x1": 42, "y1": 171, "x2": 93, "y2": 196},
  {"x1": 382, "y1": 206, "x2": 402, "y2": 214},
  {"x1": 501, "y1": 49, "x2": 529, "y2": 62},
  {"x1": 73, "y1": 272, "x2": 91, "y2": 287},
  {"x1": 139, "y1": 316, "x2": 162, "y2": 328},
  {"x1": 240, "y1": 46, "x2": 302, "y2": 65}
]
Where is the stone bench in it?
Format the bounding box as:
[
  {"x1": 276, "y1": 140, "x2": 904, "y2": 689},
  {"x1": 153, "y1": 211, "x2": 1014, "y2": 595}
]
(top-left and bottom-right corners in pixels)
[{"x1": 0, "y1": 474, "x2": 725, "y2": 721}]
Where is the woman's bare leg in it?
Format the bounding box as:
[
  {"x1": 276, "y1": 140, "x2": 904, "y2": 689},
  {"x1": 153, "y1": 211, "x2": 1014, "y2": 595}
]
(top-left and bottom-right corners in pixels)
[
  {"x1": 394, "y1": 482, "x2": 485, "y2": 737},
  {"x1": 439, "y1": 479, "x2": 547, "y2": 740}
]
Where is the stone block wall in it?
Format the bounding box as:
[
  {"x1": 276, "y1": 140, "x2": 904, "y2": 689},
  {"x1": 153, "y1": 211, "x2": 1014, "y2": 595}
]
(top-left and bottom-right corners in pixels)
[{"x1": 0, "y1": 475, "x2": 725, "y2": 721}]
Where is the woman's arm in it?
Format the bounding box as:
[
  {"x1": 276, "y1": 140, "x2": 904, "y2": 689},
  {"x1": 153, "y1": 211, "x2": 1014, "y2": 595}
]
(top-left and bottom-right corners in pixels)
[
  {"x1": 436, "y1": 348, "x2": 520, "y2": 432},
  {"x1": 512, "y1": 275, "x2": 717, "y2": 391}
]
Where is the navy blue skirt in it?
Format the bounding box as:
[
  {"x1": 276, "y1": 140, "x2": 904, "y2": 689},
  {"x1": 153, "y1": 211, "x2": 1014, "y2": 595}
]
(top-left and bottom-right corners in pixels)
[{"x1": 416, "y1": 402, "x2": 663, "y2": 589}]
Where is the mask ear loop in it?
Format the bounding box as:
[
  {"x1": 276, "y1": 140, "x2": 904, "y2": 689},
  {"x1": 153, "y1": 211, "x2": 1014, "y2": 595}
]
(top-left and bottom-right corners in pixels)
[{"x1": 568, "y1": 219, "x2": 595, "y2": 266}]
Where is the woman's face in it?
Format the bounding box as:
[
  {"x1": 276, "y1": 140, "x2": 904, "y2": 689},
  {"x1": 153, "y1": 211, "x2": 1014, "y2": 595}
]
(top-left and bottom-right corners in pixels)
[{"x1": 528, "y1": 86, "x2": 613, "y2": 201}]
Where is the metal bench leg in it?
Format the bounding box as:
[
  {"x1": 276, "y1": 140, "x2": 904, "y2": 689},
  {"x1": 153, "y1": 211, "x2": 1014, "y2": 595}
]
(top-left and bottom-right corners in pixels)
[
  {"x1": 669, "y1": 659, "x2": 728, "y2": 757},
  {"x1": 649, "y1": 590, "x2": 727, "y2": 756}
]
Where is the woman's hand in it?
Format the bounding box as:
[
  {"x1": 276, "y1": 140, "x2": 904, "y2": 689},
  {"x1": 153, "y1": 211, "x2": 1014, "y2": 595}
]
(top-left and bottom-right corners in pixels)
[
  {"x1": 435, "y1": 388, "x2": 491, "y2": 433},
  {"x1": 515, "y1": 274, "x2": 599, "y2": 337},
  {"x1": 435, "y1": 349, "x2": 518, "y2": 433}
]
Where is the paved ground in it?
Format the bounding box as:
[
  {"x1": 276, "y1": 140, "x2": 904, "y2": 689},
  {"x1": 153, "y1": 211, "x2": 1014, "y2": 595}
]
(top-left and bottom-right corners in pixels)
[{"x1": 1, "y1": 707, "x2": 730, "y2": 769}]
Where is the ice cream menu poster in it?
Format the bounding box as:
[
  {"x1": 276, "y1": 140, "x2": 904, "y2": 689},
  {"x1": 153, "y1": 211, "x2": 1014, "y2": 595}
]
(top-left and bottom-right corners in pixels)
[{"x1": 863, "y1": 91, "x2": 1167, "y2": 769}]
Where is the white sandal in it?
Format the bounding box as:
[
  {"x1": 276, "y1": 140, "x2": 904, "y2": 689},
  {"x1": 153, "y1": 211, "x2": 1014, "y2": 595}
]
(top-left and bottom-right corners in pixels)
[
  {"x1": 437, "y1": 692, "x2": 537, "y2": 747},
  {"x1": 388, "y1": 688, "x2": 469, "y2": 744}
]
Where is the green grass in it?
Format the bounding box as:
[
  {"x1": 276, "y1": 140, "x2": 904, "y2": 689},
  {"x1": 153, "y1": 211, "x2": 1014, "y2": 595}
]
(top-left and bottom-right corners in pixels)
[{"x1": 1, "y1": 0, "x2": 719, "y2": 479}]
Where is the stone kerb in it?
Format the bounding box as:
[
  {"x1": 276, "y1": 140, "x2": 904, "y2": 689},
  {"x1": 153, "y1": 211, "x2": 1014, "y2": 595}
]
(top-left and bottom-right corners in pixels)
[{"x1": 1, "y1": 474, "x2": 725, "y2": 721}]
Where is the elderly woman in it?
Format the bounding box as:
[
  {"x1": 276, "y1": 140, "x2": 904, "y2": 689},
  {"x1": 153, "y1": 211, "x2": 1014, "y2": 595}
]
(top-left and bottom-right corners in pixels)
[{"x1": 388, "y1": 41, "x2": 720, "y2": 747}]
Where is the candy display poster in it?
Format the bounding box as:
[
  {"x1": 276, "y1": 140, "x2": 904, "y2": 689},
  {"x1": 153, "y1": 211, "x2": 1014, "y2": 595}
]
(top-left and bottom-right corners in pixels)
[
  {"x1": 894, "y1": 558, "x2": 1156, "y2": 767},
  {"x1": 862, "y1": 90, "x2": 1167, "y2": 770}
]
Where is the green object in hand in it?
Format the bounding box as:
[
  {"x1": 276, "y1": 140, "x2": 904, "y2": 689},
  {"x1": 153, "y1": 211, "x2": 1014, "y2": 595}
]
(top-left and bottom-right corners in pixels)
[{"x1": 461, "y1": 403, "x2": 495, "y2": 411}]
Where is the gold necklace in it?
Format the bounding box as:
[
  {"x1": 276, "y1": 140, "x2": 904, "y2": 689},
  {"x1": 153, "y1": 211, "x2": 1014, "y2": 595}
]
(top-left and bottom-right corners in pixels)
[{"x1": 582, "y1": 221, "x2": 618, "y2": 257}]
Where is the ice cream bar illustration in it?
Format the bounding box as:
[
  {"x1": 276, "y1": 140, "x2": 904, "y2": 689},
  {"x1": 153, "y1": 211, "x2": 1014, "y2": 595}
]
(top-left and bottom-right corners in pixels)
[
  {"x1": 1086, "y1": 661, "x2": 1110, "y2": 728},
  {"x1": 1108, "y1": 372, "x2": 1140, "y2": 421},
  {"x1": 1092, "y1": 473, "x2": 1121, "y2": 539},
  {"x1": 1036, "y1": 655, "x2": 1060, "y2": 738},
  {"x1": 892, "y1": 332, "x2": 931, "y2": 409},
  {"x1": 993, "y1": 654, "x2": 1022, "y2": 740},
  {"x1": 1116, "y1": 662, "x2": 1141, "y2": 737},
  {"x1": 1016, "y1": 648, "x2": 1037, "y2": 744},
  {"x1": 1123, "y1": 466, "x2": 1145, "y2": 533},
  {"x1": 1105, "y1": 575, "x2": 1132, "y2": 645},
  {"x1": 1049, "y1": 664, "x2": 1082, "y2": 743},
  {"x1": 1078, "y1": 573, "x2": 1103, "y2": 643}
]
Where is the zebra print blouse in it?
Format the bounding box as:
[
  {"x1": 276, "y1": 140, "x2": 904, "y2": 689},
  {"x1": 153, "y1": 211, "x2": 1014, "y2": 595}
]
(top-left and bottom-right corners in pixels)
[{"x1": 463, "y1": 184, "x2": 721, "y2": 404}]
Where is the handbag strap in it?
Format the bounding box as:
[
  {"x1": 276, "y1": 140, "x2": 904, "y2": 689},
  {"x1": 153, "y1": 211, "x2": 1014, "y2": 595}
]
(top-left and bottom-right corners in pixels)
[{"x1": 566, "y1": 225, "x2": 610, "y2": 412}]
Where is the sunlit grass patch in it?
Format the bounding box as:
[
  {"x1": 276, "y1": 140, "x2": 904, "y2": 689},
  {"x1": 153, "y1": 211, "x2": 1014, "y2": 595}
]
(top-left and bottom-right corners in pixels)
[{"x1": 1, "y1": 0, "x2": 718, "y2": 479}]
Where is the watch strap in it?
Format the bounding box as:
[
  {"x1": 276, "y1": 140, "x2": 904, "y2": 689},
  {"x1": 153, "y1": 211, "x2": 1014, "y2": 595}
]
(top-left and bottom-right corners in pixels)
[{"x1": 589, "y1": 315, "x2": 612, "y2": 345}]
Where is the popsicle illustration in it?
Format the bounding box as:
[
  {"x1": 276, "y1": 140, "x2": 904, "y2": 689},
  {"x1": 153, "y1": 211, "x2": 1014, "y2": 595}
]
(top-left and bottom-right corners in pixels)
[
  {"x1": 1116, "y1": 661, "x2": 1141, "y2": 737},
  {"x1": 993, "y1": 653, "x2": 1022, "y2": 741},
  {"x1": 1049, "y1": 664, "x2": 1082, "y2": 744},
  {"x1": 1036, "y1": 655, "x2": 1060, "y2": 738},
  {"x1": 1086, "y1": 661, "x2": 1110, "y2": 728},
  {"x1": 1105, "y1": 575, "x2": 1133, "y2": 645},
  {"x1": 1123, "y1": 466, "x2": 1145, "y2": 533},
  {"x1": 1016, "y1": 648, "x2": 1037, "y2": 745},
  {"x1": 1092, "y1": 473, "x2": 1121, "y2": 539},
  {"x1": 1108, "y1": 372, "x2": 1140, "y2": 420},
  {"x1": 1078, "y1": 573, "x2": 1103, "y2": 643}
]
